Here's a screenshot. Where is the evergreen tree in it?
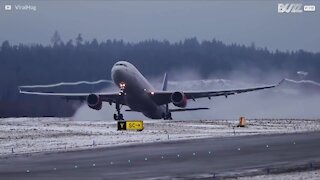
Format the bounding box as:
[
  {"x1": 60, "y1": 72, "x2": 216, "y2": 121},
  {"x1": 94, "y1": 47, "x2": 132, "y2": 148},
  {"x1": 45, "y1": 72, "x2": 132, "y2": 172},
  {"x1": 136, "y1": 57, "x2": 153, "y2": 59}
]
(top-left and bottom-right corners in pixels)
[{"x1": 50, "y1": 30, "x2": 63, "y2": 45}]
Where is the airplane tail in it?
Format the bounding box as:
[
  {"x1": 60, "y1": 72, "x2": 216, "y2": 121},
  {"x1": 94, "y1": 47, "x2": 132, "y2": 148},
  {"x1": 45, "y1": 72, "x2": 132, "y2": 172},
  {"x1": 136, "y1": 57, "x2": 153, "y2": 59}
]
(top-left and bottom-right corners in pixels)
[{"x1": 162, "y1": 73, "x2": 168, "y2": 91}]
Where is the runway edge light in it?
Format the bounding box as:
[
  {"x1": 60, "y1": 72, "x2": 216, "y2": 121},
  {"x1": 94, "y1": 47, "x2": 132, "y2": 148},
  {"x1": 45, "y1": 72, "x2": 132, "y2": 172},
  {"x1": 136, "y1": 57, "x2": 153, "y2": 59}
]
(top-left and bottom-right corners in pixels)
[{"x1": 117, "y1": 120, "x2": 144, "y2": 131}]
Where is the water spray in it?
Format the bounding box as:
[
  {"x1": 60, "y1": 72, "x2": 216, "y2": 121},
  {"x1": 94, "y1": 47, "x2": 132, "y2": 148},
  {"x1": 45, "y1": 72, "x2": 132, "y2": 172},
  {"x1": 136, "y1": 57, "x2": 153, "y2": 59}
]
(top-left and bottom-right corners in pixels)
[{"x1": 284, "y1": 78, "x2": 320, "y2": 87}]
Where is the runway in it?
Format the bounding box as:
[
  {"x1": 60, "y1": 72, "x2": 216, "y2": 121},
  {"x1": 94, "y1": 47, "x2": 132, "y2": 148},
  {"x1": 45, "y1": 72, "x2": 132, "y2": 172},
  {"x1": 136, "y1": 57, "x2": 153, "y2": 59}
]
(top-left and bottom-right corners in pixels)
[{"x1": 1, "y1": 132, "x2": 320, "y2": 179}]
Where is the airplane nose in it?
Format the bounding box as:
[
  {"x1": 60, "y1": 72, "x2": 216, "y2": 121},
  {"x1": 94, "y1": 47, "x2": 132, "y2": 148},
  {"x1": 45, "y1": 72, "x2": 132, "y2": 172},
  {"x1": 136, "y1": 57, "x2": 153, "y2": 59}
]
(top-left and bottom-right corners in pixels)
[
  {"x1": 111, "y1": 66, "x2": 118, "y2": 80},
  {"x1": 111, "y1": 66, "x2": 124, "y2": 82}
]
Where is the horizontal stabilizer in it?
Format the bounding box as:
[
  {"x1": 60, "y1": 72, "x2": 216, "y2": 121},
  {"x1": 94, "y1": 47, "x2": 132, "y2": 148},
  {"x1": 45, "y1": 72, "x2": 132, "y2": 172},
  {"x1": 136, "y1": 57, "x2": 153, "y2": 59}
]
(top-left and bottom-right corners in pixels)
[
  {"x1": 170, "y1": 107, "x2": 209, "y2": 112},
  {"x1": 126, "y1": 108, "x2": 209, "y2": 113},
  {"x1": 125, "y1": 109, "x2": 137, "y2": 112}
]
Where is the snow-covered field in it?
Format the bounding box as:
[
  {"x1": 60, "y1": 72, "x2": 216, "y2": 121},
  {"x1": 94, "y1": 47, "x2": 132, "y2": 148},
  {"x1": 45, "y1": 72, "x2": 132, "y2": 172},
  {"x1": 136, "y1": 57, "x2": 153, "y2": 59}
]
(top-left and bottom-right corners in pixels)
[{"x1": 1, "y1": 118, "x2": 320, "y2": 157}]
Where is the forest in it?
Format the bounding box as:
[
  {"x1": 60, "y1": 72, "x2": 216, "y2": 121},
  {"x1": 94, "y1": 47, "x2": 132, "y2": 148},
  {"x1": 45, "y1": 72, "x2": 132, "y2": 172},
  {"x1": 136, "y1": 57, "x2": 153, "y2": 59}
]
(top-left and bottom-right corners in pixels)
[{"x1": 1, "y1": 32, "x2": 319, "y2": 117}]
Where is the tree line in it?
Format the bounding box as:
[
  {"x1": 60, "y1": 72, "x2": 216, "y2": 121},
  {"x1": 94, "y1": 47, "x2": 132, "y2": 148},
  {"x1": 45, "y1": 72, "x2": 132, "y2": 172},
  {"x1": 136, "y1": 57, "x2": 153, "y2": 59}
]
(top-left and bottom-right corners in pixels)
[{"x1": 0, "y1": 32, "x2": 319, "y2": 117}]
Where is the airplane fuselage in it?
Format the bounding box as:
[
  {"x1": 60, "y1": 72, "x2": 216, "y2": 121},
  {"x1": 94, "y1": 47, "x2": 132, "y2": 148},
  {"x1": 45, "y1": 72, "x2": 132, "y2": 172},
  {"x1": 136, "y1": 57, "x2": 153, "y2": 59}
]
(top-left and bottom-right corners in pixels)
[{"x1": 111, "y1": 61, "x2": 166, "y2": 119}]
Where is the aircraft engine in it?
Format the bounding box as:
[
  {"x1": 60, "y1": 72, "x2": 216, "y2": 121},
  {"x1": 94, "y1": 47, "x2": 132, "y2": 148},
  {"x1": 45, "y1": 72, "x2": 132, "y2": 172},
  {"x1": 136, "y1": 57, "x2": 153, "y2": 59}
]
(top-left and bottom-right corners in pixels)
[
  {"x1": 87, "y1": 94, "x2": 102, "y2": 110},
  {"x1": 171, "y1": 91, "x2": 187, "y2": 108}
]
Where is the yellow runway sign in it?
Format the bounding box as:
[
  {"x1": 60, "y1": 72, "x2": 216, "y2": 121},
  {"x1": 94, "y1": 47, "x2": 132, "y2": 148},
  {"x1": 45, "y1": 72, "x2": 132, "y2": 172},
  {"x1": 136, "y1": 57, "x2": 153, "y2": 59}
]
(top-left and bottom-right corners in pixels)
[{"x1": 117, "y1": 120, "x2": 144, "y2": 131}]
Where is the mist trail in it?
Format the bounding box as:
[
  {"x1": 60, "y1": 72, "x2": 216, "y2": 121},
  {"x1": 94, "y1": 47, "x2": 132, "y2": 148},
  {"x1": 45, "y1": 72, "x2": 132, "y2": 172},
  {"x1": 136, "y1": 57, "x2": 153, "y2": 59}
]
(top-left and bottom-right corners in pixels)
[
  {"x1": 18, "y1": 78, "x2": 320, "y2": 89},
  {"x1": 19, "y1": 79, "x2": 113, "y2": 89},
  {"x1": 284, "y1": 78, "x2": 320, "y2": 87}
]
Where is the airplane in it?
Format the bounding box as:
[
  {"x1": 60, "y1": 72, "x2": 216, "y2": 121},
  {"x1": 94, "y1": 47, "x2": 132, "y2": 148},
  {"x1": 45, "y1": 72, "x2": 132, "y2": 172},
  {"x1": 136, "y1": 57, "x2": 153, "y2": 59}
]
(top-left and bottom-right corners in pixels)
[{"x1": 19, "y1": 61, "x2": 284, "y2": 120}]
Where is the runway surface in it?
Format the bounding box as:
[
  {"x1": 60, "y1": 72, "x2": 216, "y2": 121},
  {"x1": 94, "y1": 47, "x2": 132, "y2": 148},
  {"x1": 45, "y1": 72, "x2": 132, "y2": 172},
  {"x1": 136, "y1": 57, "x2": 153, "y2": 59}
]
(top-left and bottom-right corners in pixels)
[{"x1": 1, "y1": 132, "x2": 320, "y2": 179}]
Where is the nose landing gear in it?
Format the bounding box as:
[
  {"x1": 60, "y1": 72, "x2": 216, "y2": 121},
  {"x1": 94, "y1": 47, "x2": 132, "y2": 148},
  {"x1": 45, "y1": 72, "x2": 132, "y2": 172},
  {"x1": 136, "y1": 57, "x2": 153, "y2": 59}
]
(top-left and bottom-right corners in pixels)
[{"x1": 114, "y1": 100, "x2": 124, "y2": 121}]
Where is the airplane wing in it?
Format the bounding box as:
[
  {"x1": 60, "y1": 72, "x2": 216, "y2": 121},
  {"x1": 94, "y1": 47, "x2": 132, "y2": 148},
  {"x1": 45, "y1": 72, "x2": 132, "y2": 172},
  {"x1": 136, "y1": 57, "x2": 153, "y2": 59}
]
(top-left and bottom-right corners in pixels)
[
  {"x1": 149, "y1": 79, "x2": 284, "y2": 105},
  {"x1": 18, "y1": 89, "x2": 126, "y2": 105}
]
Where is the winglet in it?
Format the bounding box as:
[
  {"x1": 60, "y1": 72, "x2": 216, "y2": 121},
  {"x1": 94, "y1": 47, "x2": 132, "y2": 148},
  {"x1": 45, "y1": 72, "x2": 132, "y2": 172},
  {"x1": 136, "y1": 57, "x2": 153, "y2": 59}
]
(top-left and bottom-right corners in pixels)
[
  {"x1": 162, "y1": 72, "x2": 168, "y2": 91},
  {"x1": 277, "y1": 78, "x2": 286, "y2": 86}
]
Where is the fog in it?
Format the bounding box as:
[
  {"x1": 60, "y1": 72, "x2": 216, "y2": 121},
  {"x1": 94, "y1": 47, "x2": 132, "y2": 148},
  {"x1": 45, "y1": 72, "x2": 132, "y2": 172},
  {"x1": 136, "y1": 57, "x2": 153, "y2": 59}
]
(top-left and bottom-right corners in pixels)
[
  {"x1": 1, "y1": 1, "x2": 319, "y2": 52},
  {"x1": 71, "y1": 70, "x2": 320, "y2": 121}
]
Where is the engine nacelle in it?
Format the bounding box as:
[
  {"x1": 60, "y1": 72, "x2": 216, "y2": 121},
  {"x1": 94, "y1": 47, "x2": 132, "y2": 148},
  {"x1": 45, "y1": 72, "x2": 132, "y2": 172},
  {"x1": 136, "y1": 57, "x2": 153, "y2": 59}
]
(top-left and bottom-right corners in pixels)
[
  {"x1": 87, "y1": 94, "x2": 102, "y2": 110},
  {"x1": 171, "y1": 91, "x2": 187, "y2": 108}
]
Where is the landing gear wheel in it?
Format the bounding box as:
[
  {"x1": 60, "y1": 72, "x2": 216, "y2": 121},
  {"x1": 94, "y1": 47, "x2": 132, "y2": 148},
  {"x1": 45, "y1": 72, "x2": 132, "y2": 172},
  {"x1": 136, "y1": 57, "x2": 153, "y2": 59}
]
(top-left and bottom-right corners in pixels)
[
  {"x1": 119, "y1": 113, "x2": 124, "y2": 120},
  {"x1": 163, "y1": 112, "x2": 172, "y2": 120},
  {"x1": 113, "y1": 113, "x2": 124, "y2": 121}
]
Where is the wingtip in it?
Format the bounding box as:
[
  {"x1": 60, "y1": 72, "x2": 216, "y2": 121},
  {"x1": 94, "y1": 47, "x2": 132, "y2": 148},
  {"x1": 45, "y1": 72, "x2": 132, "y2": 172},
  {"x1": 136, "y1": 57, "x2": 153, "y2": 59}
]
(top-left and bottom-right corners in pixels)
[{"x1": 278, "y1": 78, "x2": 286, "y2": 86}]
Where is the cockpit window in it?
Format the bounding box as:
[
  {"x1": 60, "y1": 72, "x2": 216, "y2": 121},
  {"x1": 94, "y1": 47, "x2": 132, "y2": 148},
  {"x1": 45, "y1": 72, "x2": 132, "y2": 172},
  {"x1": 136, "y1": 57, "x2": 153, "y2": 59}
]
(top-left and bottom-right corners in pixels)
[{"x1": 115, "y1": 63, "x2": 127, "y2": 67}]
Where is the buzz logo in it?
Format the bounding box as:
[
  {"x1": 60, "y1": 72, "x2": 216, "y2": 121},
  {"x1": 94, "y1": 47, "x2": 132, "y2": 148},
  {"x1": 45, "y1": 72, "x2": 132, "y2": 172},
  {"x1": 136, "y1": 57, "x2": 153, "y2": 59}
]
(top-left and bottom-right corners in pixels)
[{"x1": 278, "y1": 3, "x2": 303, "y2": 13}]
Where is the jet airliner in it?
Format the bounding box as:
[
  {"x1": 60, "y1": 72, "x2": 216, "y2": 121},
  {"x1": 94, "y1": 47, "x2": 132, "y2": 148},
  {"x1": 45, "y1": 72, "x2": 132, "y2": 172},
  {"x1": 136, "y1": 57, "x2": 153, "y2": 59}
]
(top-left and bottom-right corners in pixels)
[{"x1": 19, "y1": 61, "x2": 283, "y2": 120}]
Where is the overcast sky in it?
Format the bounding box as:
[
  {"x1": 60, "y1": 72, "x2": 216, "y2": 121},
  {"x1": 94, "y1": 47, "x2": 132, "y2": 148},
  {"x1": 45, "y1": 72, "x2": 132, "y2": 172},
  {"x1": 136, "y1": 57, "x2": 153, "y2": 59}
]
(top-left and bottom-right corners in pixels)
[{"x1": 0, "y1": 0, "x2": 319, "y2": 52}]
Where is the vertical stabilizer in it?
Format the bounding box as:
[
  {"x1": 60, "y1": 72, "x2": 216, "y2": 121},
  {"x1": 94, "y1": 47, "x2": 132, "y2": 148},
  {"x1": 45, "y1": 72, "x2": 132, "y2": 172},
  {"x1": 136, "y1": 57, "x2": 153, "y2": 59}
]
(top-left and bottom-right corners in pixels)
[{"x1": 162, "y1": 73, "x2": 168, "y2": 91}]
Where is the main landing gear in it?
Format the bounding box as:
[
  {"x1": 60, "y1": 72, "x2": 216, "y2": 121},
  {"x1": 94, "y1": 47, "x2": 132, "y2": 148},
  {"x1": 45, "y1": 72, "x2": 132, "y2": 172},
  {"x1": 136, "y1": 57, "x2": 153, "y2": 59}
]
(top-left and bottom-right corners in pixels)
[
  {"x1": 114, "y1": 101, "x2": 124, "y2": 121},
  {"x1": 163, "y1": 104, "x2": 172, "y2": 120}
]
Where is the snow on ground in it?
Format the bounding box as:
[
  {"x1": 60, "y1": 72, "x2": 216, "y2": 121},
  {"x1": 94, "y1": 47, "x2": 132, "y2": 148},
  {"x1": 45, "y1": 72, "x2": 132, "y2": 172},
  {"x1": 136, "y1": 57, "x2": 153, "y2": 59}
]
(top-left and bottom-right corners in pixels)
[
  {"x1": 0, "y1": 118, "x2": 320, "y2": 156},
  {"x1": 240, "y1": 170, "x2": 320, "y2": 180}
]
